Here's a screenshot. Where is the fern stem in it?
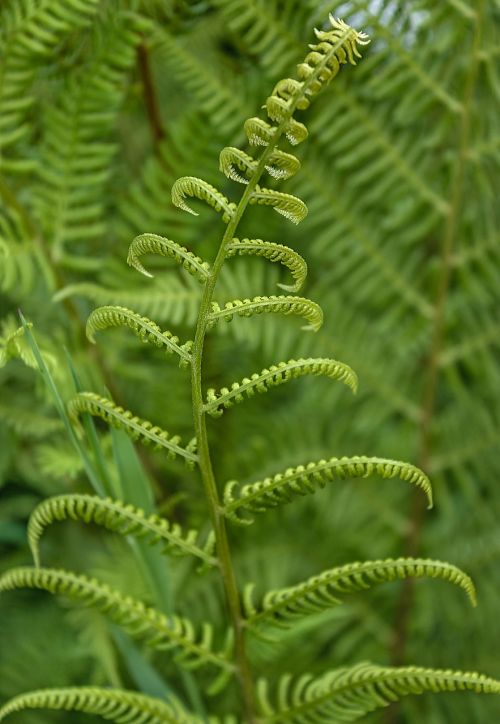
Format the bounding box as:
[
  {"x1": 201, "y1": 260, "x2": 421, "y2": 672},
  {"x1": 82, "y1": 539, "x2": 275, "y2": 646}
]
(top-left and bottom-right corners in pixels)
[
  {"x1": 389, "y1": 0, "x2": 485, "y2": 703},
  {"x1": 190, "y1": 32, "x2": 355, "y2": 719}
]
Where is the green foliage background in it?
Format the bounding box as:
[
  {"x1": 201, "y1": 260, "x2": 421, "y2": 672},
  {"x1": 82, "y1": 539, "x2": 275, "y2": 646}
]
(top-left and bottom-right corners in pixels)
[{"x1": 1, "y1": 0, "x2": 499, "y2": 721}]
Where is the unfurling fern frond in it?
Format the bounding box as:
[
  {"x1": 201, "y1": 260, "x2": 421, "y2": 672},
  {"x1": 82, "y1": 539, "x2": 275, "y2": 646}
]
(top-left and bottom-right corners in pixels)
[
  {"x1": 256, "y1": 663, "x2": 500, "y2": 722},
  {"x1": 127, "y1": 232, "x2": 211, "y2": 282},
  {"x1": 250, "y1": 14, "x2": 368, "y2": 152},
  {"x1": 27, "y1": 494, "x2": 216, "y2": 569},
  {"x1": 220, "y1": 147, "x2": 300, "y2": 184},
  {"x1": 171, "y1": 176, "x2": 236, "y2": 222},
  {"x1": 208, "y1": 296, "x2": 323, "y2": 332},
  {"x1": 243, "y1": 114, "x2": 308, "y2": 148},
  {"x1": 86, "y1": 306, "x2": 192, "y2": 367},
  {"x1": 68, "y1": 392, "x2": 198, "y2": 465},
  {"x1": 264, "y1": 149, "x2": 302, "y2": 180},
  {"x1": 244, "y1": 558, "x2": 476, "y2": 628},
  {"x1": 295, "y1": 17, "x2": 369, "y2": 95},
  {"x1": 225, "y1": 239, "x2": 307, "y2": 292},
  {"x1": 0, "y1": 686, "x2": 192, "y2": 723},
  {"x1": 220, "y1": 147, "x2": 257, "y2": 184},
  {"x1": 0, "y1": 568, "x2": 233, "y2": 675},
  {"x1": 249, "y1": 186, "x2": 308, "y2": 224},
  {"x1": 244, "y1": 117, "x2": 278, "y2": 147},
  {"x1": 204, "y1": 358, "x2": 357, "y2": 418},
  {"x1": 223, "y1": 456, "x2": 432, "y2": 524}
]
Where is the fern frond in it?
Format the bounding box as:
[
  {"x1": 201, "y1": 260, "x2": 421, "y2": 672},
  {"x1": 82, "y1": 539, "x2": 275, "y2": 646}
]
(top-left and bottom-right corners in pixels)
[
  {"x1": 223, "y1": 456, "x2": 432, "y2": 524},
  {"x1": 296, "y1": 16, "x2": 370, "y2": 94},
  {"x1": 204, "y1": 358, "x2": 357, "y2": 418},
  {"x1": 86, "y1": 306, "x2": 192, "y2": 367},
  {"x1": 53, "y1": 277, "x2": 202, "y2": 325},
  {"x1": 0, "y1": 568, "x2": 233, "y2": 674},
  {"x1": 27, "y1": 494, "x2": 216, "y2": 569},
  {"x1": 256, "y1": 14, "x2": 369, "y2": 145},
  {"x1": 212, "y1": 0, "x2": 307, "y2": 75},
  {"x1": 67, "y1": 393, "x2": 198, "y2": 465},
  {"x1": 242, "y1": 13, "x2": 367, "y2": 153},
  {"x1": 0, "y1": 0, "x2": 101, "y2": 152},
  {"x1": 0, "y1": 202, "x2": 48, "y2": 294},
  {"x1": 171, "y1": 176, "x2": 236, "y2": 222},
  {"x1": 117, "y1": 111, "x2": 222, "y2": 238},
  {"x1": 249, "y1": 186, "x2": 308, "y2": 224},
  {"x1": 220, "y1": 147, "x2": 300, "y2": 184},
  {"x1": 208, "y1": 296, "x2": 323, "y2": 332},
  {"x1": 154, "y1": 26, "x2": 246, "y2": 133},
  {"x1": 257, "y1": 662, "x2": 500, "y2": 722},
  {"x1": 33, "y1": 12, "x2": 145, "y2": 250},
  {"x1": 245, "y1": 558, "x2": 476, "y2": 628},
  {"x1": 0, "y1": 686, "x2": 192, "y2": 723},
  {"x1": 127, "y1": 233, "x2": 210, "y2": 283},
  {"x1": 0, "y1": 404, "x2": 63, "y2": 439},
  {"x1": 225, "y1": 239, "x2": 307, "y2": 292}
]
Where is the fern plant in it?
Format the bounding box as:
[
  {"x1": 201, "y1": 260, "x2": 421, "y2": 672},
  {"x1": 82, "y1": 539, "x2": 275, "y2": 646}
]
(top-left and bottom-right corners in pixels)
[{"x1": 1, "y1": 13, "x2": 499, "y2": 724}]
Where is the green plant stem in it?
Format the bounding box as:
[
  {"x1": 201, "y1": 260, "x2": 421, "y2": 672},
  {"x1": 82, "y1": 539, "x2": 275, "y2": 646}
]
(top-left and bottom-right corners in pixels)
[
  {"x1": 189, "y1": 33, "x2": 352, "y2": 720},
  {"x1": 388, "y1": 4, "x2": 484, "y2": 720}
]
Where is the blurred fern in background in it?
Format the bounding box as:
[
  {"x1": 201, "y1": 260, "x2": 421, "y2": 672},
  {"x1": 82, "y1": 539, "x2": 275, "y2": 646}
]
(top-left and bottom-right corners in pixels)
[{"x1": 1, "y1": 1, "x2": 499, "y2": 722}]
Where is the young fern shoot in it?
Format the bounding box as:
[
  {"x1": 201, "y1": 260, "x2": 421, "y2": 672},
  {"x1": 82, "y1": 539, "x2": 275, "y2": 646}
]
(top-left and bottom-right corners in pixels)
[
  {"x1": 2, "y1": 14, "x2": 500, "y2": 724},
  {"x1": 186, "y1": 18, "x2": 372, "y2": 721}
]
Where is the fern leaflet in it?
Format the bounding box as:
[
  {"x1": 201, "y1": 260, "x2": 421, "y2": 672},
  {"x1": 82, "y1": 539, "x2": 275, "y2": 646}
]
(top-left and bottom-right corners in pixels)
[
  {"x1": 223, "y1": 456, "x2": 432, "y2": 524},
  {"x1": 204, "y1": 358, "x2": 357, "y2": 418},
  {"x1": 27, "y1": 494, "x2": 216, "y2": 569},
  {"x1": 86, "y1": 306, "x2": 192, "y2": 366},
  {"x1": 127, "y1": 232, "x2": 211, "y2": 283},
  {"x1": 208, "y1": 296, "x2": 323, "y2": 332},
  {"x1": 0, "y1": 567, "x2": 233, "y2": 675},
  {"x1": 256, "y1": 663, "x2": 500, "y2": 722},
  {"x1": 220, "y1": 147, "x2": 300, "y2": 184},
  {"x1": 244, "y1": 558, "x2": 476, "y2": 628},
  {"x1": 249, "y1": 186, "x2": 308, "y2": 224},
  {"x1": 171, "y1": 176, "x2": 236, "y2": 222},
  {"x1": 225, "y1": 239, "x2": 307, "y2": 292},
  {"x1": 68, "y1": 392, "x2": 198, "y2": 465},
  {"x1": 0, "y1": 686, "x2": 193, "y2": 723}
]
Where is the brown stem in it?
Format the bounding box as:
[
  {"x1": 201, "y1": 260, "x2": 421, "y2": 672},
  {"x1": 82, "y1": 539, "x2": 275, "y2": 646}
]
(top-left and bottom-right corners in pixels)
[
  {"x1": 387, "y1": 3, "x2": 485, "y2": 721},
  {"x1": 137, "y1": 42, "x2": 165, "y2": 147}
]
